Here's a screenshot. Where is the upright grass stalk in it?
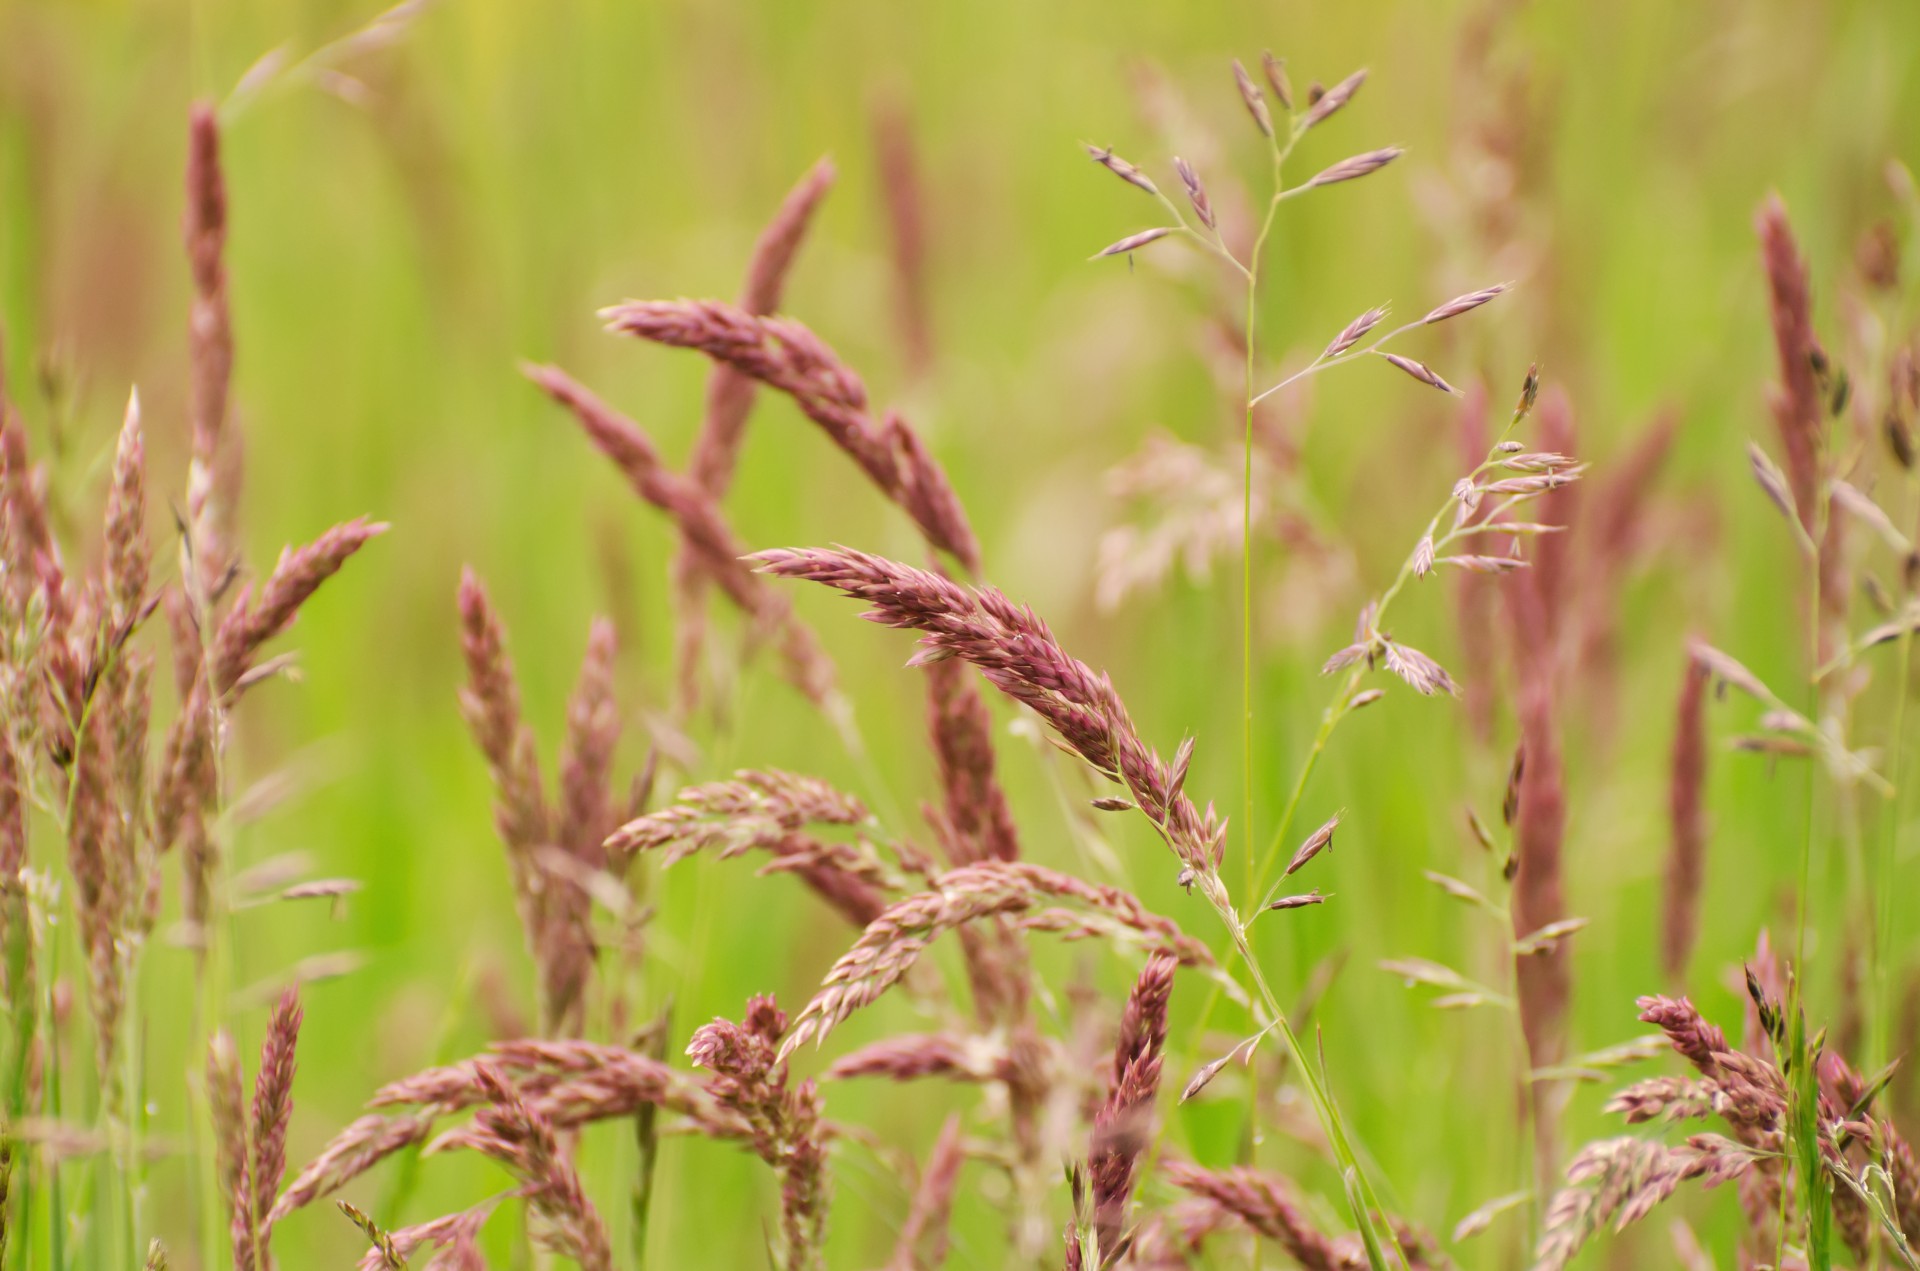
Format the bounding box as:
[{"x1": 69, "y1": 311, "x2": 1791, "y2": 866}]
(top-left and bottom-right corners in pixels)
[
  {"x1": 1088, "y1": 70, "x2": 1518, "y2": 1264},
  {"x1": 1236, "y1": 68, "x2": 1301, "y2": 1172}
]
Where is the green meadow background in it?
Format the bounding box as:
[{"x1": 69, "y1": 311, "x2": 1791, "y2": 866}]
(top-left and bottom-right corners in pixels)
[{"x1": 3, "y1": 0, "x2": 1919, "y2": 1265}]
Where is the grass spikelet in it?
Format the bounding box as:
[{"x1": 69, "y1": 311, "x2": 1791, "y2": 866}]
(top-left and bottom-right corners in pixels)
[
  {"x1": 1302, "y1": 68, "x2": 1366, "y2": 128},
  {"x1": 1306, "y1": 147, "x2": 1404, "y2": 188}
]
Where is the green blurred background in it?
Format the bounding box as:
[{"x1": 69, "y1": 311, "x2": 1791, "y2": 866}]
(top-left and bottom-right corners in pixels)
[{"x1": 3, "y1": 0, "x2": 1919, "y2": 1265}]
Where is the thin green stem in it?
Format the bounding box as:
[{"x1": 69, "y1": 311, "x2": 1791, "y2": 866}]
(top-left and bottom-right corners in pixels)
[
  {"x1": 1240, "y1": 143, "x2": 1288, "y2": 969},
  {"x1": 1249, "y1": 459, "x2": 1501, "y2": 911},
  {"x1": 1204, "y1": 882, "x2": 1405, "y2": 1271},
  {"x1": 1234, "y1": 115, "x2": 1298, "y2": 1180},
  {"x1": 1249, "y1": 316, "x2": 1429, "y2": 408},
  {"x1": 1176, "y1": 422, "x2": 1532, "y2": 1196}
]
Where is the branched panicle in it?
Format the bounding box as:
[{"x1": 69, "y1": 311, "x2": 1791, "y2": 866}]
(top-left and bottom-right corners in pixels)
[
  {"x1": 602, "y1": 301, "x2": 980, "y2": 571},
  {"x1": 1533, "y1": 1135, "x2": 1764, "y2": 1271},
  {"x1": 1090, "y1": 955, "x2": 1175, "y2": 1250},
  {"x1": 1603, "y1": 1075, "x2": 1724, "y2": 1125},
  {"x1": 605, "y1": 768, "x2": 888, "y2": 924},
  {"x1": 1559, "y1": 989, "x2": 1905, "y2": 1263},
  {"x1": 276, "y1": 1032, "x2": 766, "y2": 1228},
  {"x1": 753, "y1": 547, "x2": 1224, "y2": 869},
  {"x1": 607, "y1": 768, "x2": 866, "y2": 862}
]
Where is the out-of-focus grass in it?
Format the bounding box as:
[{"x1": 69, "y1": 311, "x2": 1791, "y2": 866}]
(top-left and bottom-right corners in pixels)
[{"x1": 2, "y1": 0, "x2": 1919, "y2": 1264}]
